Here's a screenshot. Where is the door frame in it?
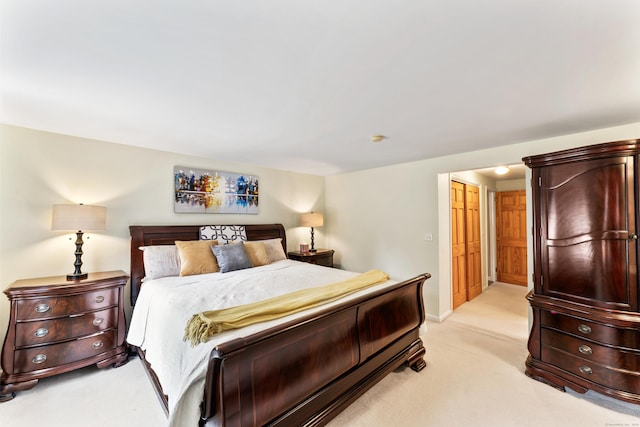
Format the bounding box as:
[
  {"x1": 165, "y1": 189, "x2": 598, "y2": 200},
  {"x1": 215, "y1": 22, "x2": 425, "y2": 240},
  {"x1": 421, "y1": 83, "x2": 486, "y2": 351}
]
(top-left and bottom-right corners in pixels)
[{"x1": 436, "y1": 169, "x2": 534, "y2": 322}]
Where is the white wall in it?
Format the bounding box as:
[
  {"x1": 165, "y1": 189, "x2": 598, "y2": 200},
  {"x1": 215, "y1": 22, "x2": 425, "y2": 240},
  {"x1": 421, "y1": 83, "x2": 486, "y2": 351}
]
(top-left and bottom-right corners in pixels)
[
  {"x1": 326, "y1": 122, "x2": 640, "y2": 321},
  {"x1": 0, "y1": 125, "x2": 326, "y2": 345}
]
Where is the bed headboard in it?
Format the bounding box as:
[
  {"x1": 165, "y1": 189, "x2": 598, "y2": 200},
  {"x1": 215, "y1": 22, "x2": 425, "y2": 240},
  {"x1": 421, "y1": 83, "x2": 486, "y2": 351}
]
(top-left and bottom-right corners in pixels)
[{"x1": 129, "y1": 224, "x2": 287, "y2": 305}]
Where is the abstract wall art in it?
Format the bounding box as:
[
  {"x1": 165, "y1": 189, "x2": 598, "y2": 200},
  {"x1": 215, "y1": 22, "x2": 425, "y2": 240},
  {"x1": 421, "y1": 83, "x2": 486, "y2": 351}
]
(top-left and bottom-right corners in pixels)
[{"x1": 174, "y1": 166, "x2": 259, "y2": 214}]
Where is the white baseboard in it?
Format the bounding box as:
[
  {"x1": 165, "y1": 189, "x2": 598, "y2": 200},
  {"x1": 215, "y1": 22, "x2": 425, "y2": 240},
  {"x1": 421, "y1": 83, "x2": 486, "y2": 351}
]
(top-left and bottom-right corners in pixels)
[{"x1": 425, "y1": 310, "x2": 452, "y2": 323}]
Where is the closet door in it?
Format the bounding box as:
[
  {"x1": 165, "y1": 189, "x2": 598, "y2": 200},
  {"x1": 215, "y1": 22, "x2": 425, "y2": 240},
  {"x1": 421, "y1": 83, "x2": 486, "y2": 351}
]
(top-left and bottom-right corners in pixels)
[{"x1": 538, "y1": 155, "x2": 638, "y2": 311}]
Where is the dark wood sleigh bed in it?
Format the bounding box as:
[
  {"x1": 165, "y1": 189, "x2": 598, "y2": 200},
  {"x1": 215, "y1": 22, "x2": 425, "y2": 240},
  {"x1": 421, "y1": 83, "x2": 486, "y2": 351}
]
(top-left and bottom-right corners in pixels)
[{"x1": 129, "y1": 224, "x2": 430, "y2": 426}]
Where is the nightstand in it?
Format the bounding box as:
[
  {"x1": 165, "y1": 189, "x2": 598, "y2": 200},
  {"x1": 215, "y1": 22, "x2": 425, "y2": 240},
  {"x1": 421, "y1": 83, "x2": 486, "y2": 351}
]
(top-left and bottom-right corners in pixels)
[
  {"x1": 0, "y1": 270, "x2": 129, "y2": 401},
  {"x1": 288, "y1": 249, "x2": 334, "y2": 267}
]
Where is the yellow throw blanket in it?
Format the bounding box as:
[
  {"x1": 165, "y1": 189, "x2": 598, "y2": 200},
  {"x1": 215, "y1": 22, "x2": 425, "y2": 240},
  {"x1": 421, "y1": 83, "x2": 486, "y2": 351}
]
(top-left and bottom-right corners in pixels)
[{"x1": 183, "y1": 269, "x2": 390, "y2": 346}]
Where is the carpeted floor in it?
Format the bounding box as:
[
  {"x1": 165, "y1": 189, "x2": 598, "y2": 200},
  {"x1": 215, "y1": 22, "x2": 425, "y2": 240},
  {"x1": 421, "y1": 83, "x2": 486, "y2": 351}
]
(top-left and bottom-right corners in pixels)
[
  {"x1": 1, "y1": 282, "x2": 639, "y2": 426},
  {"x1": 329, "y1": 282, "x2": 640, "y2": 426}
]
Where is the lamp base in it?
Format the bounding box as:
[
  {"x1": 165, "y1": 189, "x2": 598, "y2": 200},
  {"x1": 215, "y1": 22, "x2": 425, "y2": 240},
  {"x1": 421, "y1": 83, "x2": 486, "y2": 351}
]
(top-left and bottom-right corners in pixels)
[
  {"x1": 67, "y1": 273, "x2": 88, "y2": 281},
  {"x1": 309, "y1": 248, "x2": 317, "y2": 253}
]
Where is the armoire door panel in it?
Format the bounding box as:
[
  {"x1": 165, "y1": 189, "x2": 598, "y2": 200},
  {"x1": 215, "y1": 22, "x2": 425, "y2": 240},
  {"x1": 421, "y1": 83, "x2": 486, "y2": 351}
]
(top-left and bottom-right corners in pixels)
[
  {"x1": 544, "y1": 160, "x2": 630, "y2": 240},
  {"x1": 540, "y1": 155, "x2": 637, "y2": 311},
  {"x1": 547, "y1": 240, "x2": 632, "y2": 309}
]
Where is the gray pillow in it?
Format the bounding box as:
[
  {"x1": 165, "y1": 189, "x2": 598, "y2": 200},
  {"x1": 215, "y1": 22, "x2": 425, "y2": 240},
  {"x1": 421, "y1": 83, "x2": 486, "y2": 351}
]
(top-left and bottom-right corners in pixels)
[{"x1": 212, "y1": 243, "x2": 253, "y2": 273}]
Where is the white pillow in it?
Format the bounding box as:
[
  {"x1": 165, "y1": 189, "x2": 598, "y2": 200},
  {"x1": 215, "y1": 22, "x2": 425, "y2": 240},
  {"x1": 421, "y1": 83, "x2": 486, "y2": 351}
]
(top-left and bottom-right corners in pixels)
[
  {"x1": 139, "y1": 245, "x2": 181, "y2": 280},
  {"x1": 261, "y1": 238, "x2": 287, "y2": 262}
]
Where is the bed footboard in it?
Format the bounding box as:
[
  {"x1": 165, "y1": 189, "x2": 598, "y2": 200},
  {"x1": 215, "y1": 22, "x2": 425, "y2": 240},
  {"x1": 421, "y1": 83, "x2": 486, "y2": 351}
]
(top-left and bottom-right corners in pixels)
[{"x1": 201, "y1": 273, "x2": 430, "y2": 426}]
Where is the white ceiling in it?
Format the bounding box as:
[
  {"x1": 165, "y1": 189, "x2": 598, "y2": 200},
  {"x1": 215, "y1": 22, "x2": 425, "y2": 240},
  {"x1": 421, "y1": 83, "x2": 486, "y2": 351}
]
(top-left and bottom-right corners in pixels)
[{"x1": 1, "y1": 1, "x2": 639, "y2": 176}]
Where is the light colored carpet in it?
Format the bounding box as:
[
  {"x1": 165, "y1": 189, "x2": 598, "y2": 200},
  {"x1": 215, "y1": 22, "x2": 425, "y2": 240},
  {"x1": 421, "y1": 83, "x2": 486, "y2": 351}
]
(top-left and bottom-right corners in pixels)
[
  {"x1": 1, "y1": 282, "x2": 639, "y2": 426},
  {"x1": 329, "y1": 282, "x2": 640, "y2": 427}
]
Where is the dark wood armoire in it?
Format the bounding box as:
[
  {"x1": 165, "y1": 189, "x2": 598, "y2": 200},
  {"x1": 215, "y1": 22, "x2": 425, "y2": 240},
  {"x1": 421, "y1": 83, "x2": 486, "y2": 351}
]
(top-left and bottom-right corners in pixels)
[{"x1": 523, "y1": 139, "x2": 640, "y2": 403}]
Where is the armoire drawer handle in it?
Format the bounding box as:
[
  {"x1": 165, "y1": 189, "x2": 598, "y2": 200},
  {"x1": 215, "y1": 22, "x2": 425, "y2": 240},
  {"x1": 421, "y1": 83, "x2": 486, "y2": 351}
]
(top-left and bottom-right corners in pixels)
[
  {"x1": 577, "y1": 324, "x2": 592, "y2": 334},
  {"x1": 32, "y1": 354, "x2": 47, "y2": 364},
  {"x1": 34, "y1": 328, "x2": 49, "y2": 338},
  {"x1": 35, "y1": 303, "x2": 50, "y2": 313},
  {"x1": 578, "y1": 365, "x2": 593, "y2": 375},
  {"x1": 92, "y1": 341, "x2": 104, "y2": 349},
  {"x1": 92, "y1": 318, "x2": 104, "y2": 326},
  {"x1": 95, "y1": 296, "x2": 105, "y2": 303},
  {"x1": 578, "y1": 345, "x2": 593, "y2": 356}
]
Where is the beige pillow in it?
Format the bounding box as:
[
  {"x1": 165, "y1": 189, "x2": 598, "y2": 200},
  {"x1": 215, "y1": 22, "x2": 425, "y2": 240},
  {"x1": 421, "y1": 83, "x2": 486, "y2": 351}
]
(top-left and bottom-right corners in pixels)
[
  {"x1": 175, "y1": 240, "x2": 219, "y2": 276},
  {"x1": 243, "y1": 241, "x2": 270, "y2": 266},
  {"x1": 261, "y1": 238, "x2": 287, "y2": 262}
]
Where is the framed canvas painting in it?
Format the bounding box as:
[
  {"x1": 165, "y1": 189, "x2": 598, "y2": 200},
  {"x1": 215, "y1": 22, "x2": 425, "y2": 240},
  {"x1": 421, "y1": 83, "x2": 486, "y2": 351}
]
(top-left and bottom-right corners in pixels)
[{"x1": 174, "y1": 166, "x2": 259, "y2": 214}]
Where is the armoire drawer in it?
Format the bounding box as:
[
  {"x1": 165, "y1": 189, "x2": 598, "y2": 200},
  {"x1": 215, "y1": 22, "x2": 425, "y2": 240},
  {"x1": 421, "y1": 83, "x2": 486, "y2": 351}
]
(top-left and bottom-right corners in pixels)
[
  {"x1": 542, "y1": 345, "x2": 640, "y2": 394},
  {"x1": 541, "y1": 328, "x2": 640, "y2": 371},
  {"x1": 540, "y1": 311, "x2": 640, "y2": 349},
  {"x1": 16, "y1": 288, "x2": 118, "y2": 321},
  {"x1": 13, "y1": 330, "x2": 117, "y2": 374},
  {"x1": 15, "y1": 307, "x2": 118, "y2": 348}
]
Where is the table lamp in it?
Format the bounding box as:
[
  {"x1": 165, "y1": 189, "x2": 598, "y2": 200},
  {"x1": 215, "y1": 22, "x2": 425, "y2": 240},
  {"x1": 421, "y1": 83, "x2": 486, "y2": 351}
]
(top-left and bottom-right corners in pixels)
[
  {"x1": 300, "y1": 212, "x2": 323, "y2": 253},
  {"x1": 52, "y1": 203, "x2": 106, "y2": 280}
]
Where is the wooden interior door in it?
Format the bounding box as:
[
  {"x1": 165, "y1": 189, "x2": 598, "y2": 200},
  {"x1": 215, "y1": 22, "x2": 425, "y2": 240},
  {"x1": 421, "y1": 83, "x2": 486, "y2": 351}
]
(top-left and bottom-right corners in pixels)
[
  {"x1": 465, "y1": 184, "x2": 482, "y2": 299},
  {"x1": 451, "y1": 181, "x2": 467, "y2": 309},
  {"x1": 496, "y1": 190, "x2": 528, "y2": 286}
]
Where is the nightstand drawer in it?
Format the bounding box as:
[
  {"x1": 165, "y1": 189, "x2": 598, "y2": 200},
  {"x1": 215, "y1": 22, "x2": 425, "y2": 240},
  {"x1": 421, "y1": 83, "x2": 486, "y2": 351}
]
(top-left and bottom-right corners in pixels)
[
  {"x1": 310, "y1": 254, "x2": 333, "y2": 267},
  {"x1": 13, "y1": 330, "x2": 117, "y2": 374},
  {"x1": 15, "y1": 307, "x2": 118, "y2": 347},
  {"x1": 540, "y1": 310, "x2": 640, "y2": 349},
  {"x1": 16, "y1": 288, "x2": 118, "y2": 320}
]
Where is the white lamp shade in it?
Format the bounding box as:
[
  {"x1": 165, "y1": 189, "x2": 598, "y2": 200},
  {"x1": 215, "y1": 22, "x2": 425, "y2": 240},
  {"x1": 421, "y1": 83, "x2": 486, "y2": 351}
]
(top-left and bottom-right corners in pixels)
[
  {"x1": 300, "y1": 212, "x2": 323, "y2": 227},
  {"x1": 52, "y1": 204, "x2": 107, "y2": 231}
]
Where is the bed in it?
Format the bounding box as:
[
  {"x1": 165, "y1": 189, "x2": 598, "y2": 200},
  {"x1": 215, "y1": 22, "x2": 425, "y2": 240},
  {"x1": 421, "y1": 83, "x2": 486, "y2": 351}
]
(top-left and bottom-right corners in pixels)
[{"x1": 127, "y1": 224, "x2": 430, "y2": 426}]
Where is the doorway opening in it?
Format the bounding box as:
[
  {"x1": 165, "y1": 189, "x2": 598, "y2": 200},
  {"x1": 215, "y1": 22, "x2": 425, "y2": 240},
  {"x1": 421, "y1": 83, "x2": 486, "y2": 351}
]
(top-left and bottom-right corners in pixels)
[{"x1": 448, "y1": 164, "x2": 528, "y2": 311}]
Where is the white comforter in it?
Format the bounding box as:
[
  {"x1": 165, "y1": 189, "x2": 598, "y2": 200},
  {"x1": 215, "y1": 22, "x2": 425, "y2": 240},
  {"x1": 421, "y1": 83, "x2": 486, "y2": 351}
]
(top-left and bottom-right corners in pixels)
[{"x1": 126, "y1": 260, "x2": 397, "y2": 427}]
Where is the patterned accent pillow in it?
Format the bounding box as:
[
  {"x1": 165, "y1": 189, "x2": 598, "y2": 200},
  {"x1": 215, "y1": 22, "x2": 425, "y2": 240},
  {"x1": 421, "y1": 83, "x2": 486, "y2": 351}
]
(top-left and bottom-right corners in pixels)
[{"x1": 200, "y1": 225, "x2": 247, "y2": 244}]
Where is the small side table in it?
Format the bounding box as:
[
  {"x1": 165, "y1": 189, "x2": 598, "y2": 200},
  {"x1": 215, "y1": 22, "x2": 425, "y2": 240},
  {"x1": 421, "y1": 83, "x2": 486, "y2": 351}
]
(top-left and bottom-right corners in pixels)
[
  {"x1": 288, "y1": 249, "x2": 334, "y2": 268},
  {"x1": 0, "y1": 270, "x2": 129, "y2": 401}
]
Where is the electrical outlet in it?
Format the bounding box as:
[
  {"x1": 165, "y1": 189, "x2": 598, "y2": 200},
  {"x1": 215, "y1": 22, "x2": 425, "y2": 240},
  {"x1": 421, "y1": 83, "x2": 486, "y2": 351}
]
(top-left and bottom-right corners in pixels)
[{"x1": 424, "y1": 233, "x2": 433, "y2": 241}]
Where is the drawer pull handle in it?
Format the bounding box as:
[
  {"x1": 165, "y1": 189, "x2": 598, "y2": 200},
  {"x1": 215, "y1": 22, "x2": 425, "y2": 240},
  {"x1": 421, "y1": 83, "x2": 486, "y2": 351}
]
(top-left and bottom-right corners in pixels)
[
  {"x1": 32, "y1": 354, "x2": 47, "y2": 364},
  {"x1": 92, "y1": 318, "x2": 104, "y2": 326},
  {"x1": 577, "y1": 324, "x2": 592, "y2": 334},
  {"x1": 578, "y1": 345, "x2": 593, "y2": 356},
  {"x1": 95, "y1": 296, "x2": 105, "y2": 303},
  {"x1": 92, "y1": 341, "x2": 104, "y2": 349},
  {"x1": 35, "y1": 303, "x2": 50, "y2": 313},
  {"x1": 34, "y1": 328, "x2": 49, "y2": 338},
  {"x1": 578, "y1": 365, "x2": 593, "y2": 375}
]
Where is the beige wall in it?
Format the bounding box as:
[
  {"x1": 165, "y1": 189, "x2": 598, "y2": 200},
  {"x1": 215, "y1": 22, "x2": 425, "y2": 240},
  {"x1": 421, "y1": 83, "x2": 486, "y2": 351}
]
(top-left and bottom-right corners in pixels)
[
  {"x1": 1, "y1": 122, "x2": 638, "y2": 348},
  {"x1": 0, "y1": 125, "x2": 326, "y2": 345},
  {"x1": 326, "y1": 122, "x2": 640, "y2": 321}
]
